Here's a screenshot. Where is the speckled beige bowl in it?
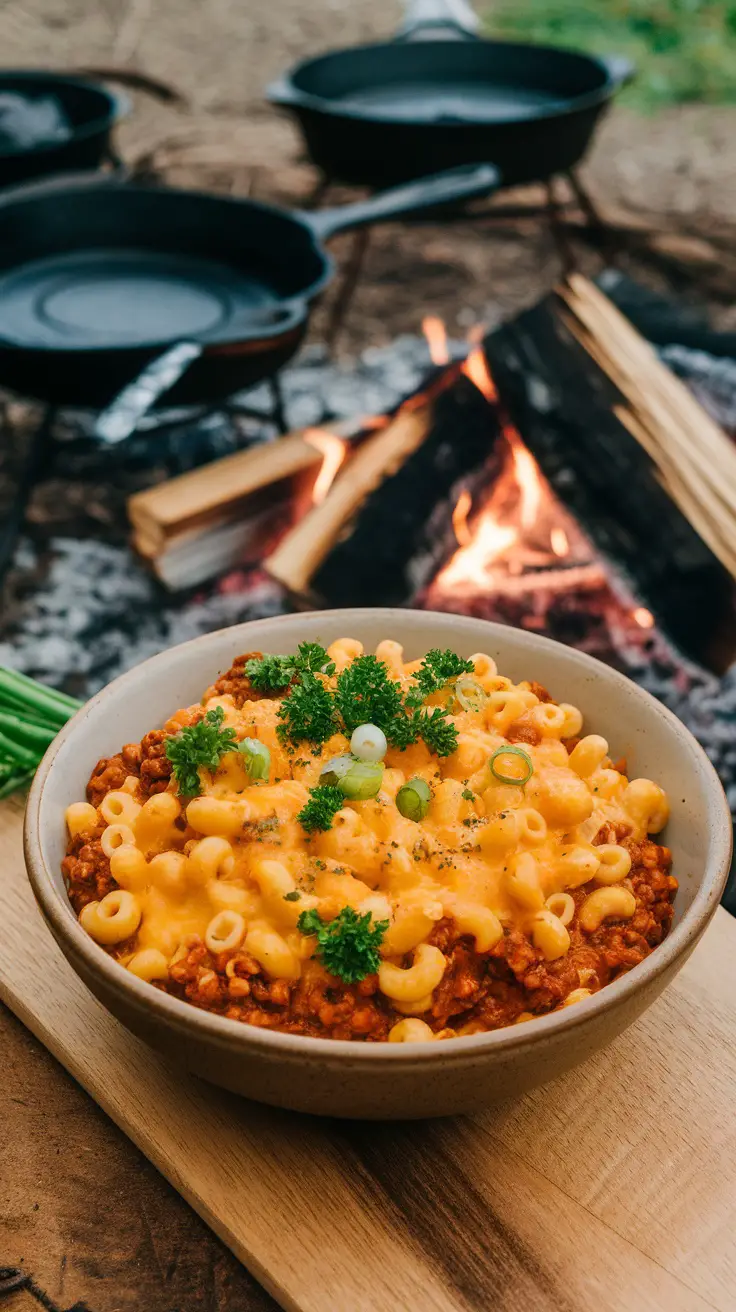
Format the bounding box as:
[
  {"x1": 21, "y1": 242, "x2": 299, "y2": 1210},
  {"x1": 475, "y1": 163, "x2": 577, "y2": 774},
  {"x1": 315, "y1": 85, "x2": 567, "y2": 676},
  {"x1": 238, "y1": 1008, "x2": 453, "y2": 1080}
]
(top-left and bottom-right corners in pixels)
[{"x1": 24, "y1": 610, "x2": 732, "y2": 1119}]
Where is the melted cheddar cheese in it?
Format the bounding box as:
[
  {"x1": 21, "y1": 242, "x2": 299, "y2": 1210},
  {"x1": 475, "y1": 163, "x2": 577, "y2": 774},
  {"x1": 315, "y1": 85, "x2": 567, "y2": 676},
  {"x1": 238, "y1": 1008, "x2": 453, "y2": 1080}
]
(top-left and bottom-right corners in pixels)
[{"x1": 67, "y1": 638, "x2": 670, "y2": 1017}]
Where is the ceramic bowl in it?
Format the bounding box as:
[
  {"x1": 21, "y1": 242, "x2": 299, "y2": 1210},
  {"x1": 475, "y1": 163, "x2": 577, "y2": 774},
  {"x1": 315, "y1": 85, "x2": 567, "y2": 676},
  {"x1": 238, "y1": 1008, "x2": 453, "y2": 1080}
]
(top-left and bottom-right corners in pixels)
[{"x1": 24, "y1": 609, "x2": 732, "y2": 1119}]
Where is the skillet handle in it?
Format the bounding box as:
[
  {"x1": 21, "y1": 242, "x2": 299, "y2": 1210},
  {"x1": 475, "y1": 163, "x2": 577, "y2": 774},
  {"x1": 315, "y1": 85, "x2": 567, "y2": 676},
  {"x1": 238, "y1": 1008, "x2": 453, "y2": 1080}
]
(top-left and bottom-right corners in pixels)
[
  {"x1": 266, "y1": 78, "x2": 304, "y2": 108},
  {"x1": 398, "y1": 0, "x2": 479, "y2": 39},
  {"x1": 304, "y1": 163, "x2": 500, "y2": 242},
  {"x1": 94, "y1": 343, "x2": 203, "y2": 446},
  {"x1": 0, "y1": 169, "x2": 127, "y2": 209},
  {"x1": 599, "y1": 54, "x2": 635, "y2": 87},
  {"x1": 69, "y1": 65, "x2": 187, "y2": 107}
]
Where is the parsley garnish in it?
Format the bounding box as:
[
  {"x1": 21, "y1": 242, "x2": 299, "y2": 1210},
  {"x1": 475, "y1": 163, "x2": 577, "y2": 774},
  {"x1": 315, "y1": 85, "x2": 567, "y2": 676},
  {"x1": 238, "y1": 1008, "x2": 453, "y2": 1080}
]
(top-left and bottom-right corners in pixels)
[
  {"x1": 246, "y1": 642, "x2": 335, "y2": 691},
  {"x1": 405, "y1": 648, "x2": 474, "y2": 707},
  {"x1": 335, "y1": 655, "x2": 405, "y2": 734},
  {"x1": 278, "y1": 678, "x2": 338, "y2": 746},
  {"x1": 255, "y1": 643, "x2": 462, "y2": 757},
  {"x1": 462, "y1": 788, "x2": 475, "y2": 800},
  {"x1": 165, "y1": 706, "x2": 238, "y2": 797},
  {"x1": 297, "y1": 907, "x2": 389, "y2": 983},
  {"x1": 245, "y1": 653, "x2": 292, "y2": 691},
  {"x1": 334, "y1": 654, "x2": 458, "y2": 755},
  {"x1": 413, "y1": 707, "x2": 459, "y2": 757},
  {"x1": 297, "y1": 785, "x2": 344, "y2": 833},
  {"x1": 389, "y1": 706, "x2": 459, "y2": 757},
  {"x1": 283, "y1": 891, "x2": 301, "y2": 902}
]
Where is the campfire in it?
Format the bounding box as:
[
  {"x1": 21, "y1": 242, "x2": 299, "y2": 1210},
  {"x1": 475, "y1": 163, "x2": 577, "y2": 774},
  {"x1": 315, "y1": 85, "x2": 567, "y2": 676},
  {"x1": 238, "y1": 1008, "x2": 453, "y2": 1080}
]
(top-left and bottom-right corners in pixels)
[
  {"x1": 127, "y1": 276, "x2": 736, "y2": 687},
  {"x1": 4, "y1": 272, "x2": 736, "y2": 820}
]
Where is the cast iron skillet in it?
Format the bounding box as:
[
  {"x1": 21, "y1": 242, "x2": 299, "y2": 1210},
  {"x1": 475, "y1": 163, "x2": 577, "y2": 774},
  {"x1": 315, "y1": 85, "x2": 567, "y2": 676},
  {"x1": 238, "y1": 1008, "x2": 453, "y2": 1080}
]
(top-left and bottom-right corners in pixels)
[
  {"x1": 267, "y1": 0, "x2": 633, "y2": 189},
  {"x1": 0, "y1": 162, "x2": 500, "y2": 421},
  {"x1": 0, "y1": 71, "x2": 129, "y2": 187}
]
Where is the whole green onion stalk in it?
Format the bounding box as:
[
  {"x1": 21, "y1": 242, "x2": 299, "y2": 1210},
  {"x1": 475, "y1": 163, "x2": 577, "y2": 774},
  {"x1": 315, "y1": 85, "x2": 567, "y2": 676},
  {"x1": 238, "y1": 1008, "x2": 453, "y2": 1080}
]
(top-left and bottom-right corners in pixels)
[{"x1": 0, "y1": 666, "x2": 81, "y2": 799}]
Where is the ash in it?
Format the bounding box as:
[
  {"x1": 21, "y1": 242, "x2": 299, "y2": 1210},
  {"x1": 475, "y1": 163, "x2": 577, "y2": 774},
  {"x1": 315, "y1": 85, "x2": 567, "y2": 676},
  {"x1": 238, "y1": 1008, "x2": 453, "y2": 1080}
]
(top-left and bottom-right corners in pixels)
[
  {"x1": 659, "y1": 344, "x2": 736, "y2": 437},
  {"x1": 0, "y1": 335, "x2": 459, "y2": 697},
  {"x1": 1, "y1": 332, "x2": 735, "y2": 825}
]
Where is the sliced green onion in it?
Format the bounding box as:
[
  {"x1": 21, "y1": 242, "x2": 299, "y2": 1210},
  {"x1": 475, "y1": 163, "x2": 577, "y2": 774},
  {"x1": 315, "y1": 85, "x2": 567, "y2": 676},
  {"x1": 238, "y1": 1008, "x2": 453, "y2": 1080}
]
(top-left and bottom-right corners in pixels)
[
  {"x1": 0, "y1": 729, "x2": 40, "y2": 769},
  {"x1": 350, "y1": 723, "x2": 387, "y2": 762},
  {"x1": 338, "y1": 760, "x2": 384, "y2": 801},
  {"x1": 238, "y1": 737, "x2": 270, "y2": 781},
  {"x1": 319, "y1": 754, "x2": 355, "y2": 788},
  {"x1": 0, "y1": 768, "x2": 34, "y2": 800},
  {"x1": 455, "y1": 675, "x2": 488, "y2": 713},
  {"x1": 0, "y1": 666, "x2": 82, "y2": 800},
  {"x1": 396, "y1": 776, "x2": 431, "y2": 822},
  {"x1": 0, "y1": 691, "x2": 56, "y2": 726},
  {"x1": 0, "y1": 666, "x2": 80, "y2": 723},
  {"x1": 1, "y1": 665, "x2": 80, "y2": 710},
  {"x1": 0, "y1": 710, "x2": 57, "y2": 751},
  {"x1": 489, "y1": 745, "x2": 534, "y2": 786}
]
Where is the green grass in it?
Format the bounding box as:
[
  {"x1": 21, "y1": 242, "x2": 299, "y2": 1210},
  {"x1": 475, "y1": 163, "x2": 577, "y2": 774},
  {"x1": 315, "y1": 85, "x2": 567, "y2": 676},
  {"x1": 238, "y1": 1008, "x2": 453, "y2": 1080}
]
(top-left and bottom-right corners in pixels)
[{"x1": 483, "y1": 0, "x2": 736, "y2": 109}]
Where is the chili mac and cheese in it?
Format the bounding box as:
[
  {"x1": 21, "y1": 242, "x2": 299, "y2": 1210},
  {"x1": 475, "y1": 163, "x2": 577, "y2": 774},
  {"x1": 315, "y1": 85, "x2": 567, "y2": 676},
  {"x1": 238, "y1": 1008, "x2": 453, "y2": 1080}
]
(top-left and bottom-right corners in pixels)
[{"x1": 62, "y1": 638, "x2": 676, "y2": 1042}]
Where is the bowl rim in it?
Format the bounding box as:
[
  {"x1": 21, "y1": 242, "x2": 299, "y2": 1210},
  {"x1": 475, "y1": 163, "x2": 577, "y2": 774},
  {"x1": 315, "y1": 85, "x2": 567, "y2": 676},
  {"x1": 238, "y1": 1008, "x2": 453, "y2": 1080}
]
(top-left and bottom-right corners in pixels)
[{"x1": 24, "y1": 608, "x2": 733, "y2": 1065}]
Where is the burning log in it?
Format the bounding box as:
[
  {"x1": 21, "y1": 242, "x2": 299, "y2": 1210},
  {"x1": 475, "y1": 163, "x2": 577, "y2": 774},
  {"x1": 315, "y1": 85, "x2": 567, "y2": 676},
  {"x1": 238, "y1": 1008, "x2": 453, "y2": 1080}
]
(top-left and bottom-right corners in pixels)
[
  {"x1": 265, "y1": 361, "x2": 499, "y2": 605},
  {"x1": 265, "y1": 404, "x2": 433, "y2": 599},
  {"x1": 126, "y1": 421, "x2": 360, "y2": 589},
  {"x1": 130, "y1": 432, "x2": 328, "y2": 557},
  {"x1": 482, "y1": 279, "x2": 736, "y2": 669},
  {"x1": 560, "y1": 274, "x2": 736, "y2": 579},
  {"x1": 419, "y1": 426, "x2": 672, "y2": 677}
]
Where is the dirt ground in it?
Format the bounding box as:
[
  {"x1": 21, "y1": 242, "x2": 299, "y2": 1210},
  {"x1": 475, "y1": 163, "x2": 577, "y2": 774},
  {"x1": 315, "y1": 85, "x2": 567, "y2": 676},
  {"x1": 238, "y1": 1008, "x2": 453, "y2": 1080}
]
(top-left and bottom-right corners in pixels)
[{"x1": 2, "y1": 0, "x2": 736, "y2": 352}]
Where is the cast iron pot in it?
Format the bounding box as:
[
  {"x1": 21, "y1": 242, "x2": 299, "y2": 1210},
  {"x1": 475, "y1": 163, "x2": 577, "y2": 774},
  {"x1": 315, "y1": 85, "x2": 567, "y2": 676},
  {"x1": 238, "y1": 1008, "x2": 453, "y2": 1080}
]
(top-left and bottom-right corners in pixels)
[
  {"x1": 268, "y1": 0, "x2": 633, "y2": 189},
  {"x1": 0, "y1": 71, "x2": 128, "y2": 188},
  {"x1": 0, "y1": 162, "x2": 499, "y2": 414}
]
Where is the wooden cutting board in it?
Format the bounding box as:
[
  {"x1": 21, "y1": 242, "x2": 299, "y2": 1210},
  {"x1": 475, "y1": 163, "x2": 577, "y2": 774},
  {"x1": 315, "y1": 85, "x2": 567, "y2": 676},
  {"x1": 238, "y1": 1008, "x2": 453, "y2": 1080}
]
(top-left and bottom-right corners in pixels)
[{"x1": 1, "y1": 790, "x2": 735, "y2": 1312}]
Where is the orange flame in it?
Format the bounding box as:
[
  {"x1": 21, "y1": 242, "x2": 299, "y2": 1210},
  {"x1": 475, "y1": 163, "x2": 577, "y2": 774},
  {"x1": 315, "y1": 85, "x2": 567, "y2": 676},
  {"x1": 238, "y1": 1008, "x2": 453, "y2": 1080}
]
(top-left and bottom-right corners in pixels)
[
  {"x1": 551, "y1": 527, "x2": 569, "y2": 558},
  {"x1": 422, "y1": 316, "x2": 450, "y2": 366},
  {"x1": 437, "y1": 425, "x2": 589, "y2": 595},
  {"x1": 461, "y1": 346, "x2": 497, "y2": 402},
  {"x1": 507, "y1": 426, "x2": 541, "y2": 530},
  {"x1": 633, "y1": 606, "x2": 654, "y2": 629},
  {"x1": 304, "y1": 428, "x2": 347, "y2": 505},
  {"x1": 452, "y1": 489, "x2": 473, "y2": 547},
  {"x1": 466, "y1": 322, "x2": 487, "y2": 347}
]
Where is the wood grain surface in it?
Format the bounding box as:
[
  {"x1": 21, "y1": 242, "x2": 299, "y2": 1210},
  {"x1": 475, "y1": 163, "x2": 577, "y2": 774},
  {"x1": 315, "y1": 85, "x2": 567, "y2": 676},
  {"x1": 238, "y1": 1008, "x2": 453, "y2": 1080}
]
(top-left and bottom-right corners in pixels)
[
  {"x1": 1, "y1": 792, "x2": 735, "y2": 1312},
  {"x1": 0, "y1": 1005, "x2": 279, "y2": 1312}
]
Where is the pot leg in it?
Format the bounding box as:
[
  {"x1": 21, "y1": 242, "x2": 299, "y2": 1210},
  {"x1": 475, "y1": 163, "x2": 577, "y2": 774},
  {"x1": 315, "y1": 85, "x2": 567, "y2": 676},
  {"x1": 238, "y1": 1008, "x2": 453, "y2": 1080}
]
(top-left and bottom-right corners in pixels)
[
  {"x1": 324, "y1": 226, "x2": 371, "y2": 351},
  {"x1": 545, "y1": 176, "x2": 577, "y2": 276},
  {"x1": 269, "y1": 373, "x2": 289, "y2": 434},
  {"x1": 305, "y1": 171, "x2": 332, "y2": 211},
  {"x1": 567, "y1": 169, "x2": 605, "y2": 234},
  {"x1": 0, "y1": 405, "x2": 55, "y2": 586}
]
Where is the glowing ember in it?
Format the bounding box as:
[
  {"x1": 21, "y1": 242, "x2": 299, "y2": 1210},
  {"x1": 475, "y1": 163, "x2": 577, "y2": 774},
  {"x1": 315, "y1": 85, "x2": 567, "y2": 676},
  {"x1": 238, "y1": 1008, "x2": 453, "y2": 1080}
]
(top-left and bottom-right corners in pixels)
[
  {"x1": 461, "y1": 346, "x2": 498, "y2": 402},
  {"x1": 633, "y1": 607, "x2": 655, "y2": 629},
  {"x1": 422, "y1": 316, "x2": 450, "y2": 366},
  {"x1": 452, "y1": 489, "x2": 473, "y2": 547},
  {"x1": 551, "y1": 528, "x2": 569, "y2": 557},
  {"x1": 304, "y1": 428, "x2": 347, "y2": 505}
]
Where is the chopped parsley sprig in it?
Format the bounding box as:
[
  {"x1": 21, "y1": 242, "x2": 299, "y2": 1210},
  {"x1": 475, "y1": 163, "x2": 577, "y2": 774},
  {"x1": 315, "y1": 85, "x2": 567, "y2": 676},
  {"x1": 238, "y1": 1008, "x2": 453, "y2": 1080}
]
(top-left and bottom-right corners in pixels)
[
  {"x1": 297, "y1": 785, "x2": 345, "y2": 833},
  {"x1": 334, "y1": 653, "x2": 459, "y2": 755},
  {"x1": 278, "y1": 678, "x2": 337, "y2": 747},
  {"x1": 246, "y1": 643, "x2": 335, "y2": 692},
  {"x1": 297, "y1": 906, "x2": 388, "y2": 983},
  {"x1": 335, "y1": 655, "x2": 405, "y2": 735},
  {"x1": 165, "y1": 706, "x2": 238, "y2": 797},
  {"x1": 410, "y1": 706, "x2": 460, "y2": 757},
  {"x1": 256, "y1": 643, "x2": 468, "y2": 757},
  {"x1": 405, "y1": 648, "x2": 475, "y2": 707}
]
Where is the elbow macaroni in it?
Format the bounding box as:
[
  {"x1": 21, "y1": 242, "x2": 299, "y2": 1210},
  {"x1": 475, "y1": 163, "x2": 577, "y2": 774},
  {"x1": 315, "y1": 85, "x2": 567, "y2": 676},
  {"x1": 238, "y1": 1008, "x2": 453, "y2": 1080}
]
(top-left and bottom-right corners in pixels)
[
  {"x1": 379, "y1": 944, "x2": 447, "y2": 1004},
  {"x1": 64, "y1": 638, "x2": 673, "y2": 1037}
]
